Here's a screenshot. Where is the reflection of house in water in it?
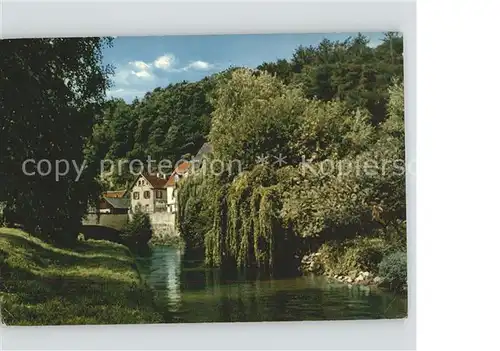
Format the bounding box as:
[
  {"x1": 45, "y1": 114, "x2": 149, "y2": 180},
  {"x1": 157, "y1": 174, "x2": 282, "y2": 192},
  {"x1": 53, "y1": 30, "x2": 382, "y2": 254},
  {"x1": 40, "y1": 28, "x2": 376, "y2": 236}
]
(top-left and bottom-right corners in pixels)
[
  {"x1": 145, "y1": 247, "x2": 182, "y2": 312},
  {"x1": 166, "y1": 248, "x2": 182, "y2": 311}
]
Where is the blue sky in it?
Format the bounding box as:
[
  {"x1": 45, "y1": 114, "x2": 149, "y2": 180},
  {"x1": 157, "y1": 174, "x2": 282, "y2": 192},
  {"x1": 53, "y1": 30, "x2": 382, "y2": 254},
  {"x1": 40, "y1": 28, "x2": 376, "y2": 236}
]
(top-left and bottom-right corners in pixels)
[{"x1": 103, "y1": 32, "x2": 385, "y2": 102}]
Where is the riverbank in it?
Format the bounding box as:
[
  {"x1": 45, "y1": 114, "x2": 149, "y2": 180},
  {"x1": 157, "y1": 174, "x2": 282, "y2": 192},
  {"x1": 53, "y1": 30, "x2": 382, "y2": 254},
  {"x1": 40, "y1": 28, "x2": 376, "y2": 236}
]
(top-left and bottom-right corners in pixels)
[
  {"x1": 300, "y1": 236, "x2": 407, "y2": 292},
  {"x1": 0, "y1": 228, "x2": 163, "y2": 325},
  {"x1": 302, "y1": 252, "x2": 383, "y2": 287}
]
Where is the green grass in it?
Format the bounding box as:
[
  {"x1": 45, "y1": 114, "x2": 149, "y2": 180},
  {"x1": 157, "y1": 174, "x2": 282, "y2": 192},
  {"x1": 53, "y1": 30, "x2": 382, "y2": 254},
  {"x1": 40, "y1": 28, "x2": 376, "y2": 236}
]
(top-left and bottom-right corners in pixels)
[{"x1": 0, "y1": 228, "x2": 163, "y2": 326}]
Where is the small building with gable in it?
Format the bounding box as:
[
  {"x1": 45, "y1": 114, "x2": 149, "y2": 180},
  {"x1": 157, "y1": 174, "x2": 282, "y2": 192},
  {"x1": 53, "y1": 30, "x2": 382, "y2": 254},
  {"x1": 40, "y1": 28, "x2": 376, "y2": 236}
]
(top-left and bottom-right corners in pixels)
[{"x1": 128, "y1": 161, "x2": 191, "y2": 239}]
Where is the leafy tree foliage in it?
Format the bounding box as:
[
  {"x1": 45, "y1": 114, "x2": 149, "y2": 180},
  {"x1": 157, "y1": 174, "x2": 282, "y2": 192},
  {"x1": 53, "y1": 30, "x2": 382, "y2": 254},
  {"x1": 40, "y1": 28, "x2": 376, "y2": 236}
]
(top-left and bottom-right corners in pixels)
[
  {"x1": 91, "y1": 78, "x2": 217, "y2": 190},
  {"x1": 378, "y1": 250, "x2": 407, "y2": 291},
  {"x1": 179, "y1": 66, "x2": 406, "y2": 272},
  {"x1": 257, "y1": 33, "x2": 404, "y2": 124},
  {"x1": 120, "y1": 211, "x2": 153, "y2": 248},
  {"x1": 0, "y1": 37, "x2": 113, "y2": 245},
  {"x1": 209, "y1": 69, "x2": 375, "y2": 170}
]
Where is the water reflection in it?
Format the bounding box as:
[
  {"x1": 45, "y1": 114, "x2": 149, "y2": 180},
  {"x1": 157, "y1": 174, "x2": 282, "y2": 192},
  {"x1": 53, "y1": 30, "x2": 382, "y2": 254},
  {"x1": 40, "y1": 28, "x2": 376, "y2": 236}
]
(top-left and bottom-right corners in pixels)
[
  {"x1": 135, "y1": 246, "x2": 407, "y2": 323},
  {"x1": 136, "y1": 246, "x2": 182, "y2": 312}
]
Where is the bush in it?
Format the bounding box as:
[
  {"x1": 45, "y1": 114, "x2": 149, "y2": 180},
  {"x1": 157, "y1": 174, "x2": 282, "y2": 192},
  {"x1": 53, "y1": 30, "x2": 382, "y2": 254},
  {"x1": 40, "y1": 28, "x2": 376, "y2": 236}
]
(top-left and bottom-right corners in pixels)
[
  {"x1": 324, "y1": 236, "x2": 392, "y2": 275},
  {"x1": 120, "y1": 212, "x2": 153, "y2": 248},
  {"x1": 378, "y1": 251, "x2": 407, "y2": 291}
]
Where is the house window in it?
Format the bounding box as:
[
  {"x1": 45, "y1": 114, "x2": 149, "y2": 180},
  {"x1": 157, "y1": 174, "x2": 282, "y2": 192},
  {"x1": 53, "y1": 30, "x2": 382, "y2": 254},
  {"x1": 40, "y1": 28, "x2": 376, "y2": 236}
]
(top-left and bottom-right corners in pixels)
[
  {"x1": 145, "y1": 204, "x2": 149, "y2": 212},
  {"x1": 133, "y1": 192, "x2": 139, "y2": 200},
  {"x1": 144, "y1": 191, "x2": 151, "y2": 199},
  {"x1": 134, "y1": 204, "x2": 142, "y2": 213},
  {"x1": 156, "y1": 190, "x2": 163, "y2": 199}
]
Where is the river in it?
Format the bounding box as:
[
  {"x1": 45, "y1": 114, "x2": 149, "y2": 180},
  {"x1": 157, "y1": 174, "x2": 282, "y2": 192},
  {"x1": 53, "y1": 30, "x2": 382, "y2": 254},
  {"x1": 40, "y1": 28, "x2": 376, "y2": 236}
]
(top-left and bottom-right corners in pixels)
[{"x1": 135, "y1": 246, "x2": 407, "y2": 323}]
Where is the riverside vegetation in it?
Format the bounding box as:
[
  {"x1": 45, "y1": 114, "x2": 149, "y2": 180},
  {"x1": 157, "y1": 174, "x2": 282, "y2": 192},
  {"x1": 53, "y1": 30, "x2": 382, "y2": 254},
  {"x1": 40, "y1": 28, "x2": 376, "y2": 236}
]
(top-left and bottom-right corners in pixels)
[
  {"x1": 1, "y1": 33, "x2": 406, "y2": 325},
  {"x1": 174, "y1": 33, "x2": 407, "y2": 291},
  {"x1": 177, "y1": 70, "x2": 407, "y2": 291}
]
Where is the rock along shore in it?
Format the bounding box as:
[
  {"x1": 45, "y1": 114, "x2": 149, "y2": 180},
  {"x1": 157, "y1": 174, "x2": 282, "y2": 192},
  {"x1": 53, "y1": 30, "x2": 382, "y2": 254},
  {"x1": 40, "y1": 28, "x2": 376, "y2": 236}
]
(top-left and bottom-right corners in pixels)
[{"x1": 301, "y1": 252, "x2": 385, "y2": 287}]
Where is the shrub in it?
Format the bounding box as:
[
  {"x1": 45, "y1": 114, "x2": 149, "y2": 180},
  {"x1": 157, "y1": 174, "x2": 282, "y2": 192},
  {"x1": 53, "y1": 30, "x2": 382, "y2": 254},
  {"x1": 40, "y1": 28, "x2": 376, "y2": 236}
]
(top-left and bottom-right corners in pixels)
[
  {"x1": 120, "y1": 212, "x2": 153, "y2": 248},
  {"x1": 378, "y1": 251, "x2": 407, "y2": 291},
  {"x1": 302, "y1": 235, "x2": 402, "y2": 278},
  {"x1": 326, "y1": 236, "x2": 391, "y2": 275}
]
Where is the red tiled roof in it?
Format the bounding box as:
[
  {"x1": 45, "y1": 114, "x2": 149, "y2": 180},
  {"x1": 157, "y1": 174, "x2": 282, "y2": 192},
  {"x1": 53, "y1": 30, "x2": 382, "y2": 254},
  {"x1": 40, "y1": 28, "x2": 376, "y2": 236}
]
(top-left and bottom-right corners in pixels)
[
  {"x1": 142, "y1": 173, "x2": 170, "y2": 189},
  {"x1": 175, "y1": 161, "x2": 191, "y2": 174},
  {"x1": 166, "y1": 161, "x2": 191, "y2": 186},
  {"x1": 166, "y1": 175, "x2": 176, "y2": 187}
]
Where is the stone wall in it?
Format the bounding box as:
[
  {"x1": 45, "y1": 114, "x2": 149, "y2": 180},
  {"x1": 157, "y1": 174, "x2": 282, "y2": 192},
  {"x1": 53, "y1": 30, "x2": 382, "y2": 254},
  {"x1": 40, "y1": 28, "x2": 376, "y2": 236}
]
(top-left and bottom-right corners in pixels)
[
  {"x1": 82, "y1": 211, "x2": 178, "y2": 242},
  {"x1": 128, "y1": 211, "x2": 179, "y2": 240},
  {"x1": 82, "y1": 213, "x2": 129, "y2": 231},
  {"x1": 150, "y1": 212, "x2": 178, "y2": 239}
]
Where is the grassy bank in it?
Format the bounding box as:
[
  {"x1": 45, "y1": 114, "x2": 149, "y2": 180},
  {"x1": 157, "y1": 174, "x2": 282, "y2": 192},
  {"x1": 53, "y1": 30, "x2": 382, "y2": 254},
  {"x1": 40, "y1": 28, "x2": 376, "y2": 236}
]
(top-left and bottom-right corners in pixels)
[{"x1": 0, "y1": 228, "x2": 163, "y2": 326}]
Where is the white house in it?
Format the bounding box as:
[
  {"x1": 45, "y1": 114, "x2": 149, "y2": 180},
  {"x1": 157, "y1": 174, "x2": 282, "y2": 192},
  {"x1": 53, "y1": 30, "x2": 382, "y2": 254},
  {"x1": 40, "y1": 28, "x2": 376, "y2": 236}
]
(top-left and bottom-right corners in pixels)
[
  {"x1": 129, "y1": 161, "x2": 191, "y2": 215},
  {"x1": 126, "y1": 144, "x2": 212, "y2": 239}
]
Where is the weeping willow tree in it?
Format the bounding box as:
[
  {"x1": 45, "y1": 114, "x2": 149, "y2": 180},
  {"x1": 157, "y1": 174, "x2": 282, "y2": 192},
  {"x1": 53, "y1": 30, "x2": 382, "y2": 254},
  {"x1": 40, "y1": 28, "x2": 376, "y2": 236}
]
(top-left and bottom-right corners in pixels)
[
  {"x1": 223, "y1": 165, "x2": 284, "y2": 269},
  {"x1": 178, "y1": 163, "x2": 286, "y2": 269},
  {"x1": 176, "y1": 164, "x2": 219, "y2": 256},
  {"x1": 177, "y1": 69, "x2": 406, "y2": 272}
]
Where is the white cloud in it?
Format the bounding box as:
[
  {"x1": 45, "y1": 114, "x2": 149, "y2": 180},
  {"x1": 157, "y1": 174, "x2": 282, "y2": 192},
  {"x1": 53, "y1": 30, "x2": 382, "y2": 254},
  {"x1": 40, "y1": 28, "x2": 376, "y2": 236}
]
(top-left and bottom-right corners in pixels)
[
  {"x1": 113, "y1": 68, "x2": 135, "y2": 86},
  {"x1": 113, "y1": 55, "x2": 214, "y2": 86},
  {"x1": 107, "y1": 88, "x2": 147, "y2": 100},
  {"x1": 132, "y1": 70, "x2": 153, "y2": 79},
  {"x1": 127, "y1": 61, "x2": 153, "y2": 80},
  {"x1": 130, "y1": 60, "x2": 150, "y2": 71},
  {"x1": 109, "y1": 54, "x2": 216, "y2": 102},
  {"x1": 154, "y1": 54, "x2": 175, "y2": 70},
  {"x1": 184, "y1": 60, "x2": 213, "y2": 71}
]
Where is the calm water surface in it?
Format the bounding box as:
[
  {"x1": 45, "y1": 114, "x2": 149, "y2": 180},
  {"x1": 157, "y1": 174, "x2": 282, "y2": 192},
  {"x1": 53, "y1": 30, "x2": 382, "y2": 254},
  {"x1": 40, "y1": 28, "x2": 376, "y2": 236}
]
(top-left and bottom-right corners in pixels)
[{"x1": 135, "y1": 246, "x2": 407, "y2": 323}]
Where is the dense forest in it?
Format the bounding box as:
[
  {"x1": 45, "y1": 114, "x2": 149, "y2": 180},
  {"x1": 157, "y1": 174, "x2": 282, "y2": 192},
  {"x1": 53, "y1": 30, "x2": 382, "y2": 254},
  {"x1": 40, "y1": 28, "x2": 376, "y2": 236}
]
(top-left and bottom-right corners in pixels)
[
  {"x1": 90, "y1": 33, "x2": 403, "y2": 187},
  {"x1": 1, "y1": 33, "x2": 406, "y2": 286},
  {"x1": 169, "y1": 33, "x2": 405, "y2": 282}
]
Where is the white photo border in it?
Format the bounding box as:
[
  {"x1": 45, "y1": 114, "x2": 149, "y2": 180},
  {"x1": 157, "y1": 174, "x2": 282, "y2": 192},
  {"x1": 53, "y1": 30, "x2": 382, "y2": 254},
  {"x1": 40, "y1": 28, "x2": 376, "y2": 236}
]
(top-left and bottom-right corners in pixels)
[{"x1": 0, "y1": 1, "x2": 416, "y2": 350}]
